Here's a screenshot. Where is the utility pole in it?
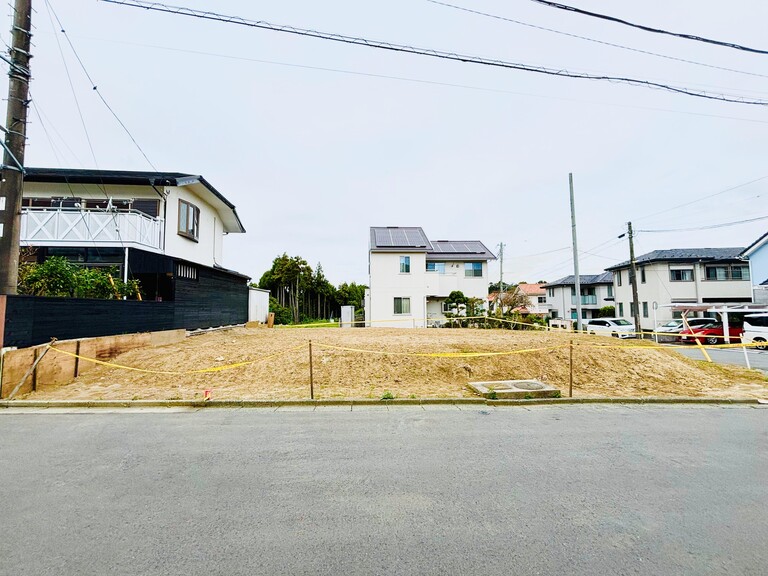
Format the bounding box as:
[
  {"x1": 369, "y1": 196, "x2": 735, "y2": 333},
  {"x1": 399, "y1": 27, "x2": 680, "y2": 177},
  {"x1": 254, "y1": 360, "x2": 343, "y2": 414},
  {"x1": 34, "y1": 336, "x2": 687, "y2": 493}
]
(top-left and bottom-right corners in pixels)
[
  {"x1": 627, "y1": 221, "x2": 642, "y2": 337},
  {"x1": 569, "y1": 173, "x2": 583, "y2": 332},
  {"x1": 0, "y1": 0, "x2": 32, "y2": 295},
  {"x1": 497, "y1": 242, "x2": 505, "y2": 313}
]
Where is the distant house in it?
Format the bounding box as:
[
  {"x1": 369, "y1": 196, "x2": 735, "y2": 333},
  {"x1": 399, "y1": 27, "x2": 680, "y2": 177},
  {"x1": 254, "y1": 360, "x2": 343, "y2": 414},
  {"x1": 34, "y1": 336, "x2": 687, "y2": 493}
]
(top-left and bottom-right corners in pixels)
[
  {"x1": 545, "y1": 273, "x2": 614, "y2": 321},
  {"x1": 605, "y1": 248, "x2": 752, "y2": 330},
  {"x1": 741, "y1": 232, "x2": 768, "y2": 305},
  {"x1": 20, "y1": 168, "x2": 250, "y2": 328},
  {"x1": 366, "y1": 226, "x2": 496, "y2": 327},
  {"x1": 488, "y1": 282, "x2": 549, "y2": 316}
]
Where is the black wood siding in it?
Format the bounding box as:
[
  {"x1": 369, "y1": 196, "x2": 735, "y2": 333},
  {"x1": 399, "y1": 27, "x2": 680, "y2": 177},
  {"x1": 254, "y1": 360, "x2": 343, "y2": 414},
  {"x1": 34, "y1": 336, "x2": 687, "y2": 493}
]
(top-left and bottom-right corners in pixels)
[{"x1": 4, "y1": 263, "x2": 248, "y2": 348}]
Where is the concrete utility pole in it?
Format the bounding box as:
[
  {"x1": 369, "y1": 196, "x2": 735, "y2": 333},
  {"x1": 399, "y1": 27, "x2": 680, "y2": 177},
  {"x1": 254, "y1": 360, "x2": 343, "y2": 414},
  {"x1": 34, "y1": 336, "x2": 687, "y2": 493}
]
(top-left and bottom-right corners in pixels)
[
  {"x1": 627, "y1": 221, "x2": 642, "y2": 337},
  {"x1": 569, "y1": 173, "x2": 583, "y2": 332},
  {"x1": 0, "y1": 0, "x2": 32, "y2": 295},
  {"x1": 497, "y1": 242, "x2": 505, "y2": 312}
]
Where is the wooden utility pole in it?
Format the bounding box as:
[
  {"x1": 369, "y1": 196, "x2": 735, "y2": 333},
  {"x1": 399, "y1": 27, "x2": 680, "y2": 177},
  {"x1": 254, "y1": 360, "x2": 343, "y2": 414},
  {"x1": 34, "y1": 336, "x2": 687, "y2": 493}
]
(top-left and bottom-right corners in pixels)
[
  {"x1": 627, "y1": 221, "x2": 642, "y2": 337},
  {"x1": 569, "y1": 174, "x2": 583, "y2": 332},
  {"x1": 0, "y1": 0, "x2": 32, "y2": 294}
]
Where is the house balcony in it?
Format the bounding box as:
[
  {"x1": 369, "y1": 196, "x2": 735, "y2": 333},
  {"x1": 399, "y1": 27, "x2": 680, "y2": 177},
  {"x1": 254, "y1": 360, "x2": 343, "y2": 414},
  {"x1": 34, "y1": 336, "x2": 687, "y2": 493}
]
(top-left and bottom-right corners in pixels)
[
  {"x1": 21, "y1": 208, "x2": 163, "y2": 252},
  {"x1": 571, "y1": 295, "x2": 598, "y2": 306}
]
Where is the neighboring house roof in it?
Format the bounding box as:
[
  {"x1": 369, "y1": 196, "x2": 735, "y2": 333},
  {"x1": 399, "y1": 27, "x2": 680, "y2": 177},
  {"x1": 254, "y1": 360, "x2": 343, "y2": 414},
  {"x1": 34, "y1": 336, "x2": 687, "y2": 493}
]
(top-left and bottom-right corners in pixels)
[
  {"x1": 427, "y1": 240, "x2": 496, "y2": 261},
  {"x1": 547, "y1": 272, "x2": 614, "y2": 287},
  {"x1": 606, "y1": 248, "x2": 744, "y2": 271},
  {"x1": 741, "y1": 231, "x2": 768, "y2": 258},
  {"x1": 370, "y1": 227, "x2": 432, "y2": 252},
  {"x1": 369, "y1": 227, "x2": 496, "y2": 260},
  {"x1": 24, "y1": 167, "x2": 246, "y2": 233},
  {"x1": 517, "y1": 282, "x2": 546, "y2": 296}
]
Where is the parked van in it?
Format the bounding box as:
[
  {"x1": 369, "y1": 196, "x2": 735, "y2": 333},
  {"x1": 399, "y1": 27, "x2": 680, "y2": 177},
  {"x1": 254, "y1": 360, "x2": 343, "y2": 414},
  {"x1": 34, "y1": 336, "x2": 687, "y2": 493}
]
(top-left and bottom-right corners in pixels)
[{"x1": 742, "y1": 313, "x2": 768, "y2": 350}]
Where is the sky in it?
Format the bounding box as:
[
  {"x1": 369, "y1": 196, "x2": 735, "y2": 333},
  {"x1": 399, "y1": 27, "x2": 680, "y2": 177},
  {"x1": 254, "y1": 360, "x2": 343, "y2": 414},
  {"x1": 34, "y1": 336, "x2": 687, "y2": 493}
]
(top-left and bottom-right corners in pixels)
[{"x1": 2, "y1": 0, "x2": 767, "y2": 286}]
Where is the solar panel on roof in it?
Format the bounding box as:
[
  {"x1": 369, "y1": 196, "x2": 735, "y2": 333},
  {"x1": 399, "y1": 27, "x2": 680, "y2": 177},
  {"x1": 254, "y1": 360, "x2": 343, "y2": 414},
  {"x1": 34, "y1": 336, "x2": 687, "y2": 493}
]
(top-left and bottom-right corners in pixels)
[{"x1": 374, "y1": 229, "x2": 392, "y2": 246}]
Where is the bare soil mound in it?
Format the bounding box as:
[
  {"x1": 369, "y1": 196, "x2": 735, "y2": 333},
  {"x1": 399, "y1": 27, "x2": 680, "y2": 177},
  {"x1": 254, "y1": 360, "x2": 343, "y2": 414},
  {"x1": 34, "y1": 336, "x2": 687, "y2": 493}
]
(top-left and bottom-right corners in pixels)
[{"x1": 23, "y1": 327, "x2": 768, "y2": 401}]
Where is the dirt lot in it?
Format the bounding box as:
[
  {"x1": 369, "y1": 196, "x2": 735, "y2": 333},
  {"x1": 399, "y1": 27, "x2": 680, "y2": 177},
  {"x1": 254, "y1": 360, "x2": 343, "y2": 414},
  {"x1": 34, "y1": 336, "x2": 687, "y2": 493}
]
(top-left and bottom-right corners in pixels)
[{"x1": 22, "y1": 326, "x2": 768, "y2": 401}]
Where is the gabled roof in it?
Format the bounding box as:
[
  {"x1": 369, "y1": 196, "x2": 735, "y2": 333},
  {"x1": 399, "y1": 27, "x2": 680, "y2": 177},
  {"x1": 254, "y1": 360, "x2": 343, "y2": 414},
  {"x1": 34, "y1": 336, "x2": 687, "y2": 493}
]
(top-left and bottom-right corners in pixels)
[
  {"x1": 605, "y1": 248, "x2": 744, "y2": 271},
  {"x1": 517, "y1": 282, "x2": 546, "y2": 296},
  {"x1": 370, "y1": 227, "x2": 432, "y2": 252},
  {"x1": 24, "y1": 168, "x2": 245, "y2": 233},
  {"x1": 741, "y1": 231, "x2": 768, "y2": 258},
  {"x1": 369, "y1": 227, "x2": 496, "y2": 260},
  {"x1": 547, "y1": 272, "x2": 614, "y2": 287}
]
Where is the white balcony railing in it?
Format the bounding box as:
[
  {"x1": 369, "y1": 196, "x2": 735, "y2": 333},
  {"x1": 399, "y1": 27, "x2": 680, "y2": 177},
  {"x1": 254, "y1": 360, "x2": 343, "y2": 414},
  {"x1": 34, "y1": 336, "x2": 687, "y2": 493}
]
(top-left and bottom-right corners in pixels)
[{"x1": 21, "y1": 208, "x2": 163, "y2": 251}]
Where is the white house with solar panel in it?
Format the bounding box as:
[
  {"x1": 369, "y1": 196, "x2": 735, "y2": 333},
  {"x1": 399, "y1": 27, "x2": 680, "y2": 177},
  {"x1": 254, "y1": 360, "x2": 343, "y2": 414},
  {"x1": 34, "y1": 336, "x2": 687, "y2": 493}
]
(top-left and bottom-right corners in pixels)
[{"x1": 366, "y1": 227, "x2": 497, "y2": 327}]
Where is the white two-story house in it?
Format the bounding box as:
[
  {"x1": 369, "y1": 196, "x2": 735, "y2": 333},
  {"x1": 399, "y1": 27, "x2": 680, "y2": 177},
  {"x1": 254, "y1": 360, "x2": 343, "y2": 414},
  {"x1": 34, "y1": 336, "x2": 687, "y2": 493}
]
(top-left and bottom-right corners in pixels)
[
  {"x1": 605, "y1": 248, "x2": 752, "y2": 330},
  {"x1": 365, "y1": 227, "x2": 496, "y2": 327},
  {"x1": 20, "y1": 168, "x2": 249, "y2": 327},
  {"x1": 545, "y1": 272, "x2": 614, "y2": 322}
]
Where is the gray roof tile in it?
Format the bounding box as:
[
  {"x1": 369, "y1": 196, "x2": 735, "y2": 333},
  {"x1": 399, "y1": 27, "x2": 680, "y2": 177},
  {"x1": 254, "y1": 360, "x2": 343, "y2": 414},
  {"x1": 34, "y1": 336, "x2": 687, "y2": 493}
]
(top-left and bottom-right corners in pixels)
[{"x1": 605, "y1": 248, "x2": 745, "y2": 271}]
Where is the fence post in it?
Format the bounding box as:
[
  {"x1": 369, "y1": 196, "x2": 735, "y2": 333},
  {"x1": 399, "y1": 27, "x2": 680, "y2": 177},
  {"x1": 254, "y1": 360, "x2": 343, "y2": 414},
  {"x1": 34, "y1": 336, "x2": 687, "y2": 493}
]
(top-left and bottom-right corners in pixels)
[
  {"x1": 309, "y1": 339, "x2": 314, "y2": 400},
  {"x1": 569, "y1": 339, "x2": 574, "y2": 398}
]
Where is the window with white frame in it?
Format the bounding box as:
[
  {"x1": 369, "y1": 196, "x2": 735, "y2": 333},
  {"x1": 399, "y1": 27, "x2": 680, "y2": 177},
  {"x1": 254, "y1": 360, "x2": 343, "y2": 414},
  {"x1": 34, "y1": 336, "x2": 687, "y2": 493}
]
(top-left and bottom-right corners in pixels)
[
  {"x1": 669, "y1": 268, "x2": 694, "y2": 282},
  {"x1": 426, "y1": 261, "x2": 445, "y2": 274},
  {"x1": 465, "y1": 262, "x2": 482, "y2": 277},
  {"x1": 399, "y1": 256, "x2": 410, "y2": 274},
  {"x1": 394, "y1": 297, "x2": 411, "y2": 315},
  {"x1": 617, "y1": 270, "x2": 622, "y2": 286},
  {"x1": 178, "y1": 199, "x2": 200, "y2": 241}
]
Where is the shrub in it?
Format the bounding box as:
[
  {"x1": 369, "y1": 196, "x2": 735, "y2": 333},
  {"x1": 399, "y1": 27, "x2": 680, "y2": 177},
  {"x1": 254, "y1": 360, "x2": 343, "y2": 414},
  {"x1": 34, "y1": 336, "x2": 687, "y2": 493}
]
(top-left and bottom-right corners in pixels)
[{"x1": 18, "y1": 257, "x2": 141, "y2": 299}]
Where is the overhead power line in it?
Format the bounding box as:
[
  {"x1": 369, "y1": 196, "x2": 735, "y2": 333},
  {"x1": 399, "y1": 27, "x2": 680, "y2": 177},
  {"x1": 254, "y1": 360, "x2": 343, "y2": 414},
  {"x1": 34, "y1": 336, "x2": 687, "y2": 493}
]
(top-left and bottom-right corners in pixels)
[
  {"x1": 637, "y1": 214, "x2": 768, "y2": 233},
  {"x1": 529, "y1": 0, "x2": 768, "y2": 55},
  {"x1": 99, "y1": 0, "x2": 768, "y2": 106},
  {"x1": 636, "y1": 174, "x2": 768, "y2": 222},
  {"x1": 426, "y1": 0, "x2": 768, "y2": 79},
  {"x1": 46, "y1": 0, "x2": 158, "y2": 172}
]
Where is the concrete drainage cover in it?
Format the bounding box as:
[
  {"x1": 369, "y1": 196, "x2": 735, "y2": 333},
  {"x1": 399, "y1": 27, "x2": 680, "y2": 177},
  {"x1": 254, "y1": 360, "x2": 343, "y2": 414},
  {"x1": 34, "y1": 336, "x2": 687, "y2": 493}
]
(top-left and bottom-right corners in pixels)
[{"x1": 467, "y1": 380, "x2": 560, "y2": 399}]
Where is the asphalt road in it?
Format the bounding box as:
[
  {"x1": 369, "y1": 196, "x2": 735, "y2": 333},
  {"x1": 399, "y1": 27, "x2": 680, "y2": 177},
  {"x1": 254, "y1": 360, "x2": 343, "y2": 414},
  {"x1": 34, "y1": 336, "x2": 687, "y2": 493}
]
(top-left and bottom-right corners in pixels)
[
  {"x1": 665, "y1": 344, "x2": 768, "y2": 373},
  {"x1": 1, "y1": 405, "x2": 766, "y2": 576}
]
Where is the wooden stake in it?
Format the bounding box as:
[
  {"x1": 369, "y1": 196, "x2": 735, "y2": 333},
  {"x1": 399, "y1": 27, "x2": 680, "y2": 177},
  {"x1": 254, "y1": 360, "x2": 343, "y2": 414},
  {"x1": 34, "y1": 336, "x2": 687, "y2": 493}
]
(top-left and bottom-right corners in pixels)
[
  {"x1": 569, "y1": 339, "x2": 574, "y2": 398},
  {"x1": 309, "y1": 340, "x2": 314, "y2": 400}
]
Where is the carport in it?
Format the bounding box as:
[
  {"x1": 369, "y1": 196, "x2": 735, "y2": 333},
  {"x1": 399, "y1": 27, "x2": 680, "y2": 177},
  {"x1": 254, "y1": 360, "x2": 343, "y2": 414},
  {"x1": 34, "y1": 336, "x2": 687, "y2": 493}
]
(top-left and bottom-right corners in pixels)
[{"x1": 665, "y1": 304, "x2": 768, "y2": 344}]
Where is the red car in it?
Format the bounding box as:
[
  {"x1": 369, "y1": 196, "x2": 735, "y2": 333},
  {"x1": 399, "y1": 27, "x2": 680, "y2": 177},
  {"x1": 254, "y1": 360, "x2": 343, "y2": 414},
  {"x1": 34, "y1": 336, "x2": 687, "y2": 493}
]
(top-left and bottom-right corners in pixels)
[{"x1": 679, "y1": 322, "x2": 742, "y2": 345}]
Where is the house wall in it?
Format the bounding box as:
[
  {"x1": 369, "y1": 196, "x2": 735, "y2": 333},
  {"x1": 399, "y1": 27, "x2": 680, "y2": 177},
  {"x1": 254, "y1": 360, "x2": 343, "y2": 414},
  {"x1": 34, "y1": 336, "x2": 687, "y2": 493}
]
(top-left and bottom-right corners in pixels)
[
  {"x1": 368, "y1": 253, "x2": 490, "y2": 327},
  {"x1": 163, "y1": 185, "x2": 222, "y2": 268},
  {"x1": 748, "y1": 244, "x2": 768, "y2": 303},
  {"x1": 612, "y1": 262, "x2": 753, "y2": 329},
  {"x1": 546, "y1": 284, "x2": 612, "y2": 320},
  {"x1": 369, "y1": 252, "x2": 428, "y2": 327}
]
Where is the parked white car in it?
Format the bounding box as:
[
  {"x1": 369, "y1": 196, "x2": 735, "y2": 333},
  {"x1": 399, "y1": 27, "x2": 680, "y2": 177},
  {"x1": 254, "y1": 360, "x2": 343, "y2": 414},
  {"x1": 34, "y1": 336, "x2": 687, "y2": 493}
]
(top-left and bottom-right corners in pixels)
[
  {"x1": 742, "y1": 313, "x2": 768, "y2": 351},
  {"x1": 585, "y1": 318, "x2": 637, "y2": 339}
]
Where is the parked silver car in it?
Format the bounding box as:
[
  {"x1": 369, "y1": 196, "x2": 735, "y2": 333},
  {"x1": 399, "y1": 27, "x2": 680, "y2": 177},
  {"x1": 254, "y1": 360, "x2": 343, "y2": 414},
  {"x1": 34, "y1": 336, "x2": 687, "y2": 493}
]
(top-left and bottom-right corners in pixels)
[{"x1": 655, "y1": 318, "x2": 714, "y2": 334}]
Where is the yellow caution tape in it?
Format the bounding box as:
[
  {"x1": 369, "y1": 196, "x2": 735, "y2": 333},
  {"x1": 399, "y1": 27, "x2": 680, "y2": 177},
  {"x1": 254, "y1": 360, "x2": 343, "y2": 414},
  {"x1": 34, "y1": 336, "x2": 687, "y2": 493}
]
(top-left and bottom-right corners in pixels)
[
  {"x1": 49, "y1": 344, "x2": 307, "y2": 375},
  {"x1": 312, "y1": 342, "x2": 564, "y2": 358}
]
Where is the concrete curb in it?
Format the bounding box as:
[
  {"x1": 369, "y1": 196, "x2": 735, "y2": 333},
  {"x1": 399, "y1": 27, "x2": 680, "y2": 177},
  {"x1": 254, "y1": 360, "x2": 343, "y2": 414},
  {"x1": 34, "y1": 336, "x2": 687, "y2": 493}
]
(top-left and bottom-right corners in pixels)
[{"x1": 0, "y1": 397, "x2": 761, "y2": 409}]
